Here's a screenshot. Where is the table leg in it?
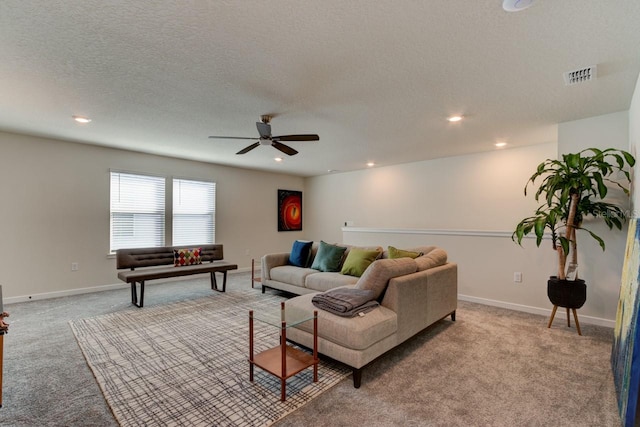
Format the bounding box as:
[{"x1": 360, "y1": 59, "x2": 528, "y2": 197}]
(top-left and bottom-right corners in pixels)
[
  {"x1": 249, "y1": 311, "x2": 254, "y2": 382},
  {"x1": 0, "y1": 333, "x2": 3, "y2": 408}
]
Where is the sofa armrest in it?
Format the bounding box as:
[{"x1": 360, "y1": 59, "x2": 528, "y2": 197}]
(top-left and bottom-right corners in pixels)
[
  {"x1": 261, "y1": 252, "x2": 291, "y2": 281},
  {"x1": 380, "y1": 262, "x2": 458, "y2": 343}
]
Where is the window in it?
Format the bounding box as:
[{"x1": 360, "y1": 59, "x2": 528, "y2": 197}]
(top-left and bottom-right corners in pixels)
[
  {"x1": 110, "y1": 172, "x2": 165, "y2": 252},
  {"x1": 173, "y1": 178, "x2": 216, "y2": 246}
]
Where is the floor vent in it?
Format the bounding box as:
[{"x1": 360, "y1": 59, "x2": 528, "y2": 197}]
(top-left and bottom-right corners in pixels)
[{"x1": 564, "y1": 65, "x2": 597, "y2": 86}]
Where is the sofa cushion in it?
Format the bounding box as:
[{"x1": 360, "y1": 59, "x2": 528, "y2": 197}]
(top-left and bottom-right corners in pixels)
[
  {"x1": 414, "y1": 248, "x2": 448, "y2": 271},
  {"x1": 289, "y1": 240, "x2": 313, "y2": 267},
  {"x1": 387, "y1": 246, "x2": 422, "y2": 259},
  {"x1": 355, "y1": 258, "x2": 418, "y2": 300},
  {"x1": 340, "y1": 248, "x2": 382, "y2": 277},
  {"x1": 310, "y1": 241, "x2": 348, "y2": 272},
  {"x1": 270, "y1": 265, "x2": 318, "y2": 287},
  {"x1": 305, "y1": 272, "x2": 359, "y2": 292},
  {"x1": 286, "y1": 292, "x2": 398, "y2": 351}
]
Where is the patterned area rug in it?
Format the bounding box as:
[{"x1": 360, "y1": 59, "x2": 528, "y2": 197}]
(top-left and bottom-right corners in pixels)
[{"x1": 70, "y1": 289, "x2": 350, "y2": 426}]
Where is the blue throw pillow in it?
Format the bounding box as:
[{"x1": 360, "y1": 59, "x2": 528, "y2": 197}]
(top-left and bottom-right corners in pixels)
[{"x1": 289, "y1": 240, "x2": 313, "y2": 267}]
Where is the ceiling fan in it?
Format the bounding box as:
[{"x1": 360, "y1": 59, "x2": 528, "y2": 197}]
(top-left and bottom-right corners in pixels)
[{"x1": 208, "y1": 115, "x2": 319, "y2": 156}]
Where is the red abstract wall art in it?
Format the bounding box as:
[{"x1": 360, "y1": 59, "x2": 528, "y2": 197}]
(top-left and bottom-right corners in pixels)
[{"x1": 278, "y1": 189, "x2": 302, "y2": 231}]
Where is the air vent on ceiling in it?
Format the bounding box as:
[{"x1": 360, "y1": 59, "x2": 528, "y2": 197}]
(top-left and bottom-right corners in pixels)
[{"x1": 563, "y1": 65, "x2": 597, "y2": 86}]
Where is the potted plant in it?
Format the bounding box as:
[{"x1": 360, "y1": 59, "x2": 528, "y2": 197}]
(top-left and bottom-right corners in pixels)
[{"x1": 512, "y1": 148, "x2": 635, "y2": 311}]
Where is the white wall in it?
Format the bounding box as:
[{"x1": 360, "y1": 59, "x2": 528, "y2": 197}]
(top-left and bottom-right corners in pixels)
[
  {"x1": 0, "y1": 131, "x2": 305, "y2": 300},
  {"x1": 305, "y1": 143, "x2": 556, "y2": 241}
]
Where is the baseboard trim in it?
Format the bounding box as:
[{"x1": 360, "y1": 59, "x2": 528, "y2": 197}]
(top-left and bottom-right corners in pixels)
[
  {"x1": 5, "y1": 282, "x2": 129, "y2": 304},
  {"x1": 458, "y1": 294, "x2": 615, "y2": 328},
  {"x1": 4, "y1": 268, "x2": 251, "y2": 305}
]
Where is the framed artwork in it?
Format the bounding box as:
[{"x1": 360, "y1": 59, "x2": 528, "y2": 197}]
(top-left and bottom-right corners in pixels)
[
  {"x1": 612, "y1": 218, "x2": 640, "y2": 427},
  {"x1": 278, "y1": 189, "x2": 302, "y2": 232}
]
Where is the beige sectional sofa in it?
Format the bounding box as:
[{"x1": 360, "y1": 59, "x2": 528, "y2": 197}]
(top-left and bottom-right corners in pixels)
[{"x1": 260, "y1": 242, "x2": 458, "y2": 387}]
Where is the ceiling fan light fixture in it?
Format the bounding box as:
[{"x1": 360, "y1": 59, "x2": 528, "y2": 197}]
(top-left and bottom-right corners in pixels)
[
  {"x1": 274, "y1": 157, "x2": 283, "y2": 162},
  {"x1": 447, "y1": 115, "x2": 463, "y2": 122},
  {"x1": 495, "y1": 142, "x2": 507, "y2": 148},
  {"x1": 367, "y1": 162, "x2": 375, "y2": 167}
]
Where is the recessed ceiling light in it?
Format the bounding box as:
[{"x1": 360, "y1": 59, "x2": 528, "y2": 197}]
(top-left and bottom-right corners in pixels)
[
  {"x1": 274, "y1": 157, "x2": 283, "y2": 162},
  {"x1": 447, "y1": 115, "x2": 463, "y2": 122},
  {"x1": 72, "y1": 115, "x2": 91, "y2": 124},
  {"x1": 495, "y1": 142, "x2": 507, "y2": 148},
  {"x1": 502, "y1": 0, "x2": 535, "y2": 12},
  {"x1": 367, "y1": 162, "x2": 375, "y2": 167}
]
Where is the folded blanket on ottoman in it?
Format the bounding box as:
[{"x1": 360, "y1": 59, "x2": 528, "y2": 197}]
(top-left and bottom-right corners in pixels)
[{"x1": 312, "y1": 288, "x2": 379, "y2": 317}]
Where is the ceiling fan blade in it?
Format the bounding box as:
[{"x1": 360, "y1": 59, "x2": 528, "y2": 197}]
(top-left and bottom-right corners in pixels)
[
  {"x1": 272, "y1": 141, "x2": 298, "y2": 156},
  {"x1": 236, "y1": 142, "x2": 260, "y2": 155},
  {"x1": 256, "y1": 121, "x2": 271, "y2": 139},
  {"x1": 209, "y1": 136, "x2": 256, "y2": 140},
  {"x1": 273, "y1": 134, "x2": 319, "y2": 142}
]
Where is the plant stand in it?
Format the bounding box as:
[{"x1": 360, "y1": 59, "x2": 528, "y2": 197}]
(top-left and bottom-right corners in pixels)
[
  {"x1": 546, "y1": 277, "x2": 586, "y2": 336},
  {"x1": 548, "y1": 305, "x2": 582, "y2": 335}
]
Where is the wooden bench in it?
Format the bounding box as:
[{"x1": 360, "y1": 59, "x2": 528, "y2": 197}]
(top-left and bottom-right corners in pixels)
[{"x1": 116, "y1": 244, "x2": 238, "y2": 307}]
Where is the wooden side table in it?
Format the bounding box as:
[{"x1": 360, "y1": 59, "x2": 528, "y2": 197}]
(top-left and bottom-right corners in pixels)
[
  {"x1": 249, "y1": 301, "x2": 318, "y2": 401},
  {"x1": 251, "y1": 258, "x2": 261, "y2": 289}
]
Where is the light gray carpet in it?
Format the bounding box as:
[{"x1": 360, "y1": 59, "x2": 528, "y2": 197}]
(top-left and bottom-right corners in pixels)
[
  {"x1": 70, "y1": 290, "x2": 349, "y2": 426},
  {"x1": 0, "y1": 272, "x2": 622, "y2": 426}
]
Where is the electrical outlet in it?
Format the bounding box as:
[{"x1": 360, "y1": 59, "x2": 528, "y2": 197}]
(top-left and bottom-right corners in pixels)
[
  {"x1": 71, "y1": 262, "x2": 79, "y2": 271},
  {"x1": 514, "y1": 272, "x2": 522, "y2": 283},
  {"x1": 244, "y1": 249, "x2": 250, "y2": 256}
]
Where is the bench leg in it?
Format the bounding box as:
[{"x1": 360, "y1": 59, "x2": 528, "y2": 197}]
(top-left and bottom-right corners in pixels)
[
  {"x1": 211, "y1": 271, "x2": 228, "y2": 293},
  {"x1": 130, "y1": 281, "x2": 145, "y2": 308}
]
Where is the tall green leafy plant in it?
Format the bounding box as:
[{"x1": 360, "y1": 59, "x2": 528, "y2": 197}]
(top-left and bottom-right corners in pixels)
[{"x1": 513, "y1": 148, "x2": 635, "y2": 280}]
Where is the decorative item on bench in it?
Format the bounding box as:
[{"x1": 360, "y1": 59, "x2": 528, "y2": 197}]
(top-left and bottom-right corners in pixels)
[
  {"x1": 312, "y1": 288, "x2": 379, "y2": 317},
  {"x1": 116, "y1": 244, "x2": 238, "y2": 308},
  {"x1": 173, "y1": 248, "x2": 202, "y2": 266}
]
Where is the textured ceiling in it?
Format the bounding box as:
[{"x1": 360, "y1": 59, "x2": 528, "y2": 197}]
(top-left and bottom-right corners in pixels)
[{"x1": 1, "y1": 1, "x2": 639, "y2": 177}]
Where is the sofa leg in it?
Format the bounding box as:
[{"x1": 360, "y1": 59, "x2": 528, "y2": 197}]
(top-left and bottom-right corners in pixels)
[
  {"x1": 261, "y1": 285, "x2": 266, "y2": 294},
  {"x1": 451, "y1": 310, "x2": 456, "y2": 321},
  {"x1": 352, "y1": 368, "x2": 362, "y2": 388}
]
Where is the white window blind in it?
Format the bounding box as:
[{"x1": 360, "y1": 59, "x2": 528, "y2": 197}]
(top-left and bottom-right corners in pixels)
[
  {"x1": 110, "y1": 172, "x2": 165, "y2": 252},
  {"x1": 173, "y1": 178, "x2": 216, "y2": 246}
]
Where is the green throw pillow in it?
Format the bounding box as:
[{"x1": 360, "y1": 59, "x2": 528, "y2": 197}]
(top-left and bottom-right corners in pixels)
[
  {"x1": 310, "y1": 241, "x2": 347, "y2": 272},
  {"x1": 388, "y1": 246, "x2": 422, "y2": 259},
  {"x1": 341, "y1": 248, "x2": 382, "y2": 277}
]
